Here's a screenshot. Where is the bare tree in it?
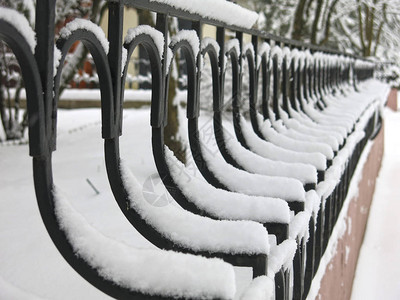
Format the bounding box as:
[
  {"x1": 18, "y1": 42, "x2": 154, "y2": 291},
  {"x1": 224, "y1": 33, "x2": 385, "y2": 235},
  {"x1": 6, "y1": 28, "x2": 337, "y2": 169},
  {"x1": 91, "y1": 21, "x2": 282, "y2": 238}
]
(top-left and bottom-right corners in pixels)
[{"x1": 242, "y1": 0, "x2": 399, "y2": 61}]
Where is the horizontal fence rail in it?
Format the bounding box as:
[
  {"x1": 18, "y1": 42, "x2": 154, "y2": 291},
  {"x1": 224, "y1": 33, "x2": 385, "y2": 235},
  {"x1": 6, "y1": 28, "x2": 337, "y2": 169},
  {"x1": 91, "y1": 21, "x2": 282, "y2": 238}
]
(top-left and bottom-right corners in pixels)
[{"x1": 0, "y1": 0, "x2": 383, "y2": 299}]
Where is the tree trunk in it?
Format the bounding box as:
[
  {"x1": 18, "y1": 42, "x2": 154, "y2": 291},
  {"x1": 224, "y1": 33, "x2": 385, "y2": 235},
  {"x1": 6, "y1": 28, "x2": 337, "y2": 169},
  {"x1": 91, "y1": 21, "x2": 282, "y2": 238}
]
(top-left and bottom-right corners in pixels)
[
  {"x1": 165, "y1": 18, "x2": 186, "y2": 164},
  {"x1": 292, "y1": 0, "x2": 308, "y2": 40},
  {"x1": 319, "y1": 0, "x2": 339, "y2": 46},
  {"x1": 138, "y1": 10, "x2": 186, "y2": 163},
  {"x1": 311, "y1": 0, "x2": 323, "y2": 44}
]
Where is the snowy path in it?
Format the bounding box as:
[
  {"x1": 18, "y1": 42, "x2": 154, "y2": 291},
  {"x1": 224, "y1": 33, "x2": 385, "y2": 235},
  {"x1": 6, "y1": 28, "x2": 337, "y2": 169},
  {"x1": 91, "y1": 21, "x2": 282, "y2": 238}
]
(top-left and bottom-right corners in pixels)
[{"x1": 351, "y1": 108, "x2": 400, "y2": 300}]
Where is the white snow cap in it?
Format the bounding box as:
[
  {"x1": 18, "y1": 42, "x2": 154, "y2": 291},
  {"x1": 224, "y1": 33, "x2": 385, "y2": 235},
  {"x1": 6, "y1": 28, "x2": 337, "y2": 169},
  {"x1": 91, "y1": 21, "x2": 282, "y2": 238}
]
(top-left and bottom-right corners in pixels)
[
  {"x1": 271, "y1": 46, "x2": 283, "y2": 67},
  {"x1": 304, "y1": 50, "x2": 313, "y2": 66},
  {"x1": 305, "y1": 190, "x2": 321, "y2": 216},
  {"x1": 298, "y1": 52, "x2": 306, "y2": 70},
  {"x1": 125, "y1": 25, "x2": 165, "y2": 60},
  {"x1": 201, "y1": 37, "x2": 220, "y2": 54},
  {"x1": 242, "y1": 43, "x2": 255, "y2": 58},
  {"x1": 60, "y1": 18, "x2": 109, "y2": 54},
  {"x1": 224, "y1": 120, "x2": 318, "y2": 185},
  {"x1": 53, "y1": 187, "x2": 237, "y2": 300},
  {"x1": 268, "y1": 239, "x2": 297, "y2": 276},
  {"x1": 199, "y1": 130, "x2": 307, "y2": 202},
  {"x1": 121, "y1": 47, "x2": 128, "y2": 75},
  {"x1": 53, "y1": 47, "x2": 62, "y2": 76},
  {"x1": 257, "y1": 42, "x2": 271, "y2": 70},
  {"x1": 166, "y1": 47, "x2": 174, "y2": 73},
  {"x1": 291, "y1": 48, "x2": 300, "y2": 70},
  {"x1": 120, "y1": 161, "x2": 270, "y2": 255},
  {"x1": 282, "y1": 47, "x2": 291, "y2": 60},
  {"x1": 258, "y1": 42, "x2": 271, "y2": 58},
  {"x1": 170, "y1": 30, "x2": 200, "y2": 58},
  {"x1": 289, "y1": 211, "x2": 311, "y2": 240},
  {"x1": 239, "y1": 116, "x2": 327, "y2": 170},
  {"x1": 225, "y1": 39, "x2": 240, "y2": 57},
  {"x1": 149, "y1": 0, "x2": 259, "y2": 29},
  {"x1": 165, "y1": 147, "x2": 291, "y2": 224},
  {"x1": 0, "y1": 7, "x2": 36, "y2": 53},
  {"x1": 240, "y1": 276, "x2": 274, "y2": 300}
]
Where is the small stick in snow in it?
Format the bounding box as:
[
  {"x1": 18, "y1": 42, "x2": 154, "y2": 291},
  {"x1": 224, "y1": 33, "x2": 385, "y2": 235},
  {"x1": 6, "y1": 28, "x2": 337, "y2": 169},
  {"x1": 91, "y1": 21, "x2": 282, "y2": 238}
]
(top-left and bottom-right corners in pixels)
[{"x1": 86, "y1": 178, "x2": 100, "y2": 195}]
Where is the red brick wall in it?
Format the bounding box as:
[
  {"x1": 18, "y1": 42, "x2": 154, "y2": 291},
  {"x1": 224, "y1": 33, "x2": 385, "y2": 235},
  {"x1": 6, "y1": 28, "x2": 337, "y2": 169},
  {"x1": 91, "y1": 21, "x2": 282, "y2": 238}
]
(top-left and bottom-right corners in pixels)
[{"x1": 386, "y1": 88, "x2": 398, "y2": 111}]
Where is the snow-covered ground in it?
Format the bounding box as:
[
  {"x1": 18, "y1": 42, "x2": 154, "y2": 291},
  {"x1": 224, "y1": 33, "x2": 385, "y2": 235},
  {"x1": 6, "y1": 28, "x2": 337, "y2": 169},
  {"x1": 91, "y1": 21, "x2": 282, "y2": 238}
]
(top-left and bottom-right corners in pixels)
[
  {"x1": 351, "y1": 107, "x2": 400, "y2": 300},
  {"x1": 0, "y1": 104, "x2": 399, "y2": 299},
  {"x1": 0, "y1": 107, "x2": 253, "y2": 299}
]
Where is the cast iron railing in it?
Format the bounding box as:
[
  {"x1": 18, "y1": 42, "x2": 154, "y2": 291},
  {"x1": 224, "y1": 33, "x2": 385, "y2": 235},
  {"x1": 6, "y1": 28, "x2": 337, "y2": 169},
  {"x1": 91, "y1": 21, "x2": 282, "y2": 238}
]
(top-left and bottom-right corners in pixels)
[{"x1": 0, "y1": 0, "x2": 381, "y2": 299}]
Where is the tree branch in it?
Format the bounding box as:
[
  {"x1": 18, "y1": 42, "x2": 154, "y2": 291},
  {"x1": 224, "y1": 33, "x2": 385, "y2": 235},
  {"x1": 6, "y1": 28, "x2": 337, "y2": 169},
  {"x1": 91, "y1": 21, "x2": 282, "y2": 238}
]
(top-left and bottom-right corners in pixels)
[
  {"x1": 357, "y1": 0, "x2": 366, "y2": 50},
  {"x1": 366, "y1": 3, "x2": 375, "y2": 56},
  {"x1": 337, "y1": 18, "x2": 362, "y2": 51},
  {"x1": 373, "y1": 3, "x2": 387, "y2": 56}
]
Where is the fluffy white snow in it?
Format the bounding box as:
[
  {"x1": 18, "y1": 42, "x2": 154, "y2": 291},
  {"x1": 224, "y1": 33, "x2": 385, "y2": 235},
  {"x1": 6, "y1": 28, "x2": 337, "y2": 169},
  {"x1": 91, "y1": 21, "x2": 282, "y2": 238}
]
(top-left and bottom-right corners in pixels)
[
  {"x1": 238, "y1": 116, "x2": 327, "y2": 170},
  {"x1": 7, "y1": 88, "x2": 151, "y2": 102},
  {"x1": 54, "y1": 47, "x2": 62, "y2": 76},
  {"x1": 149, "y1": 0, "x2": 259, "y2": 29},
  {"x1": 275, "y1": 110, "x2": 340, "y2": 150},
  {"x1": 120, "y1": 161, "x2": 270, "y2": 255},
  {"x1": 121, "y1": 47, "x2": 128, "y2": 75},
  {"x1": 242, "y1": 43, "x2": 255, "y2": 59},
  {"x1": 0, "y1": 108, "x2": 273, "y2": 299},
  {"x1": 0, "y1": 7, "x2": 36, "y2": 53},
  {"x1": 53, "y1": 187, "x2": 237, "y2": 299},
  {"x1": 165, "y1": 147, "x2": 291, "y2": 224},
  {"x1": 199, "y1": 137, "x2": 306, "y2": 202},
  {"x1": 59, "y1": 18, "x2": 109, "y2": 54},
  {"x1": 196, "y1": 113, "x2": 317, "y2": 184},
  {"x1": 201, "y1": 37, "x2": 220, "y2": 54},
  {"x1": 271, "y1": 46, "x2": 283, "y2": 67},
  {"x1": 171, "y1": 30, "x2": 200, "y2": 58},
  {"x1": 240, "y1": 276, "x2": 274, "y2": 300},
  {"x1": 259, "y1": 118, "x2": 334, "y2": 159},
  {"x1": 225, "y1": 39, "x2": 240, "y2": 57},
  {"x1": 257, "y1": 42, "x2": 271, "y2": 70},
  {"x1": 222, "y1": 132, "x2": 318, "y2": 184},
  {"x1": 124, "y1": 25, "x2": 164, "y2": 60},
  {"x1": 267, "y1": 239, "x2": 297, "y2": 276},
  {"x1": 258, "y1": 42, "x2": 270, "y2": 58},
  {"x1": 289, "y1": 211, "x2": 311, "y2": 241}
]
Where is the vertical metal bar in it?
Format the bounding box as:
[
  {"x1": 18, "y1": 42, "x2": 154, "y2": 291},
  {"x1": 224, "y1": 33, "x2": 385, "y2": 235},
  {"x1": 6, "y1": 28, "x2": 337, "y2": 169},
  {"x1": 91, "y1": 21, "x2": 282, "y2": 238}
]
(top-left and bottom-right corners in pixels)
[
  {"x1": 289, "y1": 56, "x2": 297, "y2": 111},
  {"x1": 282, "y1": 51, "x2": 289, "y2": 113},
  {"x1": 107, "y1": 2, "x2": 124, "y2": 136},
  {"x1": 156, "y1": 13, "x2": 169, "y2": 125},
  {"x1": 34, "y1": 0, "x2": 56, "y2": 151},
  {"x1": 191, "y1": 20, "x2": 202, "y2": 118},
  {"x1": 235, "y1": 31, "x2": 243, "y2": 111},
  {"x1": 250, "y1": 34, "x2": 260, "y2": 128},
  {"x1": 272, "y1": 52, "x2": 280, "y2": 119},
  {"x1": 251, "y1": 34, "x2": 258, "y2": 113},
  {"x1": 216, "y1": 27, "x2": 225, "y2": 111},
  {"x1": 262, "y1": 39, "x2": 271, "y2": 119},
  {"x1": 233, "y1": 31, "x2": 244, "y2": 138}
]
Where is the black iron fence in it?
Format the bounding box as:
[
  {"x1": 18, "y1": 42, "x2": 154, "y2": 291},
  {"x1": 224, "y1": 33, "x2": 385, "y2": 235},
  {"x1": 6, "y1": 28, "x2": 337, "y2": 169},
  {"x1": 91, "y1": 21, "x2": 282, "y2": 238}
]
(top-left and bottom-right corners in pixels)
[{"x1": 0, "y1": 0, "x2": 381, "y2": 299}]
